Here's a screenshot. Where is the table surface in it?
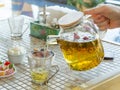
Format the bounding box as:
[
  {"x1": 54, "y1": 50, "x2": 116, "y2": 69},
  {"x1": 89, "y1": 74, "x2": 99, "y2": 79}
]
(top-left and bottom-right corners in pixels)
[{"x1": 0, "y1": 15, "x2": 120, "y2": 90}]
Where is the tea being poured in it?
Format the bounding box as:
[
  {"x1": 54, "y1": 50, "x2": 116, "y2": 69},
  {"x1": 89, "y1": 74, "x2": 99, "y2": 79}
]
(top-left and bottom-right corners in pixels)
[
  {"x1": 28, "y1": 48, "x2": 59, "y2": 85},
  {"x1": 58, "y1": 12, "x2": 104, "y2": 71}
]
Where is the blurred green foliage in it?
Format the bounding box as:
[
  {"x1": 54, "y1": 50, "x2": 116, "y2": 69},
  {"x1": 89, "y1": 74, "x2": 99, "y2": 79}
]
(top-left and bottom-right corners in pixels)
[{"x1": 67, "y1": 0, "x2": 105, "y2": 9}]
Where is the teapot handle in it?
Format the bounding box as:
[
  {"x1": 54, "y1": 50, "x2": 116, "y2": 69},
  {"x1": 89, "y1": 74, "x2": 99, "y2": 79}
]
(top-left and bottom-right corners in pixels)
[{"x1": 83, "y1": 15, "x2": 107, "y2": 39}]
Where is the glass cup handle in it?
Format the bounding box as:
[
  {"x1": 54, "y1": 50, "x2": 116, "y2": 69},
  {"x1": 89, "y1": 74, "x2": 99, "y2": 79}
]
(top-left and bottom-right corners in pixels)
[
  {"x1": 21, "y1": 23, "x2": 29, "y2": 37},
  {"x1": 45, "y1": 65, "x2": 59, "y2": 84}
]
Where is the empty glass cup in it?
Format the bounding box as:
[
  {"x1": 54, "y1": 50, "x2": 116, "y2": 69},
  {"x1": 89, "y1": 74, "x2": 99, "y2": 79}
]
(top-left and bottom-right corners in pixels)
[{"x1": 8, "y1": 16, "x2": 29, "y2": 40}]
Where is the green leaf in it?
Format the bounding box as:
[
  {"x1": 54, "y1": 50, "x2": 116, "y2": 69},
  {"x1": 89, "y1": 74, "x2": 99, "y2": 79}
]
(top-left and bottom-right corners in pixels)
[
  {"x1": 67, "y1": 0, "x2": 77, "y2": 6},
  {"x1": 9, "y1": 64, "x2": 14, "y2": 69},
  {"x1": 0, "y1": 61, "x2": 2, "y2": 64}
]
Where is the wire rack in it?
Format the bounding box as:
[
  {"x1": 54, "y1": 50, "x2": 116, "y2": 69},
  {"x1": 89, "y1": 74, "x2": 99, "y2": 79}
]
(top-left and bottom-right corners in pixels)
[{"x1": 0, "y1": 16, "x2": 120, "y2": 90}]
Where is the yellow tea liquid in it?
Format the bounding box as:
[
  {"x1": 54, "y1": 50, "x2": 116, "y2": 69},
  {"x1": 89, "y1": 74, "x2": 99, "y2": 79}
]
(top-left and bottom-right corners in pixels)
[
  {"x1": 57, "y1": 36, "x2": 104, "y2": 71},
  {"x1": 31, "y1": 67, "x2": 49, "y2": 84}
]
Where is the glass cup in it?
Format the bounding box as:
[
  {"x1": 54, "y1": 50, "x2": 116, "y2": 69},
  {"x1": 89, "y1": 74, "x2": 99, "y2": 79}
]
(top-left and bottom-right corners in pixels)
[
  {"x1": 28, "y1": 48, "x2": 59, "y2": 85},
  {"x1": 8, "y1": 16, "x2": 29, "y2": 40}
]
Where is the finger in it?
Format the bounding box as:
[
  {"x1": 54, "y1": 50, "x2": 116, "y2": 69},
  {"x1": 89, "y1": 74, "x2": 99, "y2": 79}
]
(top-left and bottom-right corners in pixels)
[
  {"x1": 96, "y1": 20, "x2": 110, "y2": 30},
  {"x1": 97, "y1": 19, "x2": 110, "y2": 27},
  {"x1": 94, "y1": 16, "x2": 107, "y2": 24},
  {"x1": 92, "y1": 14, "x2": 103, "y2": 20},
  {"x1": 92, "y1": 15, "x2": 107, "y2": 24},
  {"x1": 99, "y1": 26, "x2": 108, "y2": 30},
  {"x1": 99, "y1": 23, "x2": 109, "y2": 30},
  {"x1": 84, "y1": 5, "x2": 104, "y2": 15},
  {"x1": 109, "y1": 24, "x2": 120, "y2": 29}
]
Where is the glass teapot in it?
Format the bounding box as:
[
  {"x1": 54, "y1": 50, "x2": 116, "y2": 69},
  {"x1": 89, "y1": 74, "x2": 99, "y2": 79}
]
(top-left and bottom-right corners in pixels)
[{"x1": 57, "y1": 12, "x2": 104, "y2": 71}]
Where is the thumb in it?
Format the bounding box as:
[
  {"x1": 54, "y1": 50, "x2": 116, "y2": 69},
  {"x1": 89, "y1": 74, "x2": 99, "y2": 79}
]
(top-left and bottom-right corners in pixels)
[
  {"x1": 84, "y1": 8, "x2": 96, "y2": 15},
  {"x1": 84, "y1": 5, "x2": 104, "y2": 15}
]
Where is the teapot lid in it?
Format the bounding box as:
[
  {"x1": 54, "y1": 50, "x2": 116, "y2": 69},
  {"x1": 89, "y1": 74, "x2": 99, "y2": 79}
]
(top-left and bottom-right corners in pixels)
[{"x1": 58, "y1": 12, "x2": 84, "y2": 29}]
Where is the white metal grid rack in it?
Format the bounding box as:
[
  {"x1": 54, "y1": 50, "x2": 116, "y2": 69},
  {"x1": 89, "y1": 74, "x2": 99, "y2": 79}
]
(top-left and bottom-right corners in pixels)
[{"x1": 0, "y1": 16, "x2": 120, "y2": 90}]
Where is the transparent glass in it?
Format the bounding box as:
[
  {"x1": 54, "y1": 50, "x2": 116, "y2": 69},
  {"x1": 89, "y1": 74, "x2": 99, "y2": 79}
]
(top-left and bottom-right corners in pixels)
[
  {"x1": 8, "y1": 16, "x2": 29, "y2": 40},
  {"x1": 7, "y1": 16, "x2": 28, "y2": 64},
  {"x1": 27, "y1": 48, "x2": 59, "y2": 85},
  {"x1": 57, "y1": 18, "x2": 104, "y2": 71}
]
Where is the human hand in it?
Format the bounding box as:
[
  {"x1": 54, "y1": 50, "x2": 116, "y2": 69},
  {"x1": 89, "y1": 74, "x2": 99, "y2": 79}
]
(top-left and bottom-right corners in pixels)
[{"x1": 84, "y1": 4, "x2": 120, "y2": 30}]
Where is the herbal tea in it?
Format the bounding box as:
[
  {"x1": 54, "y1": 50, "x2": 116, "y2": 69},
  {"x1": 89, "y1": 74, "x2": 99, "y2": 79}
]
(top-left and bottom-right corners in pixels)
[
  {"x1": 28, "y1": 49, "x2": 59, "y2": 85},
  {"x1": 57, "y1": 32, "x2": 104, "y2": 71},
  {"x1": 31, "y1": 67, "x2": 49, "y2": 84}
]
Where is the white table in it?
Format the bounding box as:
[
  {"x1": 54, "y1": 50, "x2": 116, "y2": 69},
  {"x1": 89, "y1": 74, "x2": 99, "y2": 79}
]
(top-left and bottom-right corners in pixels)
[{"x1": 0, "y1": 15, "x2": 120, "y2": 90}]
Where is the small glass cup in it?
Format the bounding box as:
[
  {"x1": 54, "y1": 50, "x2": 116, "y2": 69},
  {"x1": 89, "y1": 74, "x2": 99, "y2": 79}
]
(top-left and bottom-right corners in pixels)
[
  {"x1": 8, "y1": 16, "x2": 29, "y2": 40},
  {"x1": 28, "y1": 48, "x2": 59, "y2": 85}
]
